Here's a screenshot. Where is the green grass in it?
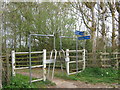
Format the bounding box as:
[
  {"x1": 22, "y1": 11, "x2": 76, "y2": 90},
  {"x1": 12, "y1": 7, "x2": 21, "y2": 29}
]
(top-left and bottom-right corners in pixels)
[
  {"x1": 55, "y1": 67, "x2": 118, "y2": 84},
  {"x1": 3, "y1": 74, "x2": 55, "y2": 88}
]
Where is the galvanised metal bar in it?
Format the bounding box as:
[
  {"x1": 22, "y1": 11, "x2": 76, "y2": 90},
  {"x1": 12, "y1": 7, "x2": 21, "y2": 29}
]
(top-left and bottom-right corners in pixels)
[
  {"x1": 29, "y1": 34, "x2": 55, "y2": 84},
  {"x1": 59, "y1": 36, "x2": 76, "y2": 50},
  {"x1": 54, "y1": 36, "x2": 56, "y2": 50},
  {"x1": 30, "y1": 34, "x2": 54, "y2": 37},
  {"x1": 59, "y1": 35, "x2": 79, "y2": 73},
  {"x1": 76, "y1": 38, "x2": 78, "y2": 73},
  {"x1": 59, "y1": 36, "x2": 75, "y2": 38},
  {"x1": 60, "y1": 37, "x2": 62, "y2": 50},
  {"x1": 28, "y1": 35, "x2": 32, "y2": 84}
]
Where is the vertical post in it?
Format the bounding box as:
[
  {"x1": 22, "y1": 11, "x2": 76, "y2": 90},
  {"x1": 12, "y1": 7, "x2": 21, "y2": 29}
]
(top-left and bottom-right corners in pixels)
[
  {"x1": 83, "y1": 49, "x2": 86, "y2": 70},
  {"x1": 100, "y1": 52, "x2": 103, "y2": 67},
  {"x1": 60, "y1": 37, "x2": 62, "y2": 50},
  {"x1": 43, "y1": 49, "x2": 46, "y2": 81},
  {"x1": 54, "y1": 36, "x2": 55, "y2": 50},
  {"x1": 6, "y1": 52, "x2": 10, "y2": 84},
  {"x1": 76, "y1": 38, "x2": 78, "y2": 72},
  {"x1": 29, "y1": 35, "x2": 32, "y2": 84},
  {"x1": 52, "y1": 50, "x2": 57, "y2": 79},
  {"x1": 12, "y1": 50, "x2": 15, "y2": 76},
  {"x1": 116, "y1": 53, "x2": 118, "y2": 69},
  {"x1": 66, "y1": 49, "x2": 69, "y2": 75}
]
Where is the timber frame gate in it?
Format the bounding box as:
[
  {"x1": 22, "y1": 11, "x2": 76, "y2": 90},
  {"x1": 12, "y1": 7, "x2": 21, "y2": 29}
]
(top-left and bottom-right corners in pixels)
[
  {"x1": 11, "y1": 49, "x2": 47, "y2": 83},
  {"x1": 65, "y1": 49, "x2": 86, "y2": 75}
]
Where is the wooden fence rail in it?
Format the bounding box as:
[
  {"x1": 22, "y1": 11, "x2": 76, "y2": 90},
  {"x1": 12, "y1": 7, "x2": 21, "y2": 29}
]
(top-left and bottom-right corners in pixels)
[{"x1": 100, "y1": 52, "x2": 120, "y2": 68}]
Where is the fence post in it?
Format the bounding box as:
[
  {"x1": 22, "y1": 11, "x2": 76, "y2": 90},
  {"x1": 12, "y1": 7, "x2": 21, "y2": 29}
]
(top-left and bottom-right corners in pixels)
[
  {"x1": 83, "y1": 49, "x2": 86, "y2": 70},
  {"x1": 66, "y1": 49, "x2": 69, "y2": 75},
  {"x1": 12, "y1": 50, "x2": 15, "y2": 76},
  {"x1": 6, "y1": 52, "x2": 10, "y2": 84},
  {"x1": 43, "y1": 49, "x2": 46, "y2": 81},
  {"x1": 100, "y1": 52, "x2": 103, "y2": 67},
  {"x1": 116, "y1": 53, "x2": 118, "y2": 69}
]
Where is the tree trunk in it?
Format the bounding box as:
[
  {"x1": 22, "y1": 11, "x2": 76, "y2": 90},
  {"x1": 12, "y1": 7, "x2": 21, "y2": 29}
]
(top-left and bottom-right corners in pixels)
[
  {"x1": 109, "y1": 3, "x2": 116, "y2": 51},
  {"x1": 91, "y1": 7, "x2": 97, "y2": 66},
  {"x1": 111, "y1": 11, "x2": 116, "y2": 51},
  {"x1": 13, "y1": 28, "x2": 16, "y2": 50},
  {"x1": 102, "y1": 19, "x2": 106, "y2": 52},
  {"x1": 118, "y1": 5, "x2": 120, "y2": 52},
  {"x1": 19, "y1": 33, "x2": 22, "y2": 50},
  {"x1": 0, "y1": 2, "x2": 3, "y2": 89}
]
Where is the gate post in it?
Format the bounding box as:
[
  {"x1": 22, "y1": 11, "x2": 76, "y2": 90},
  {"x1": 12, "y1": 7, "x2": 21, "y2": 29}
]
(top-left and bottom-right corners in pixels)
[
  {"x1": 12, "y1": 50, "x2": 15, "y2": 76},
  {"x1": 43, "y1": 49, "x2": 46, "y2": 81},
  {"x1": 66, "y1": 49, "x2": 70, "y2": 75},
  {"x1": 83, "y1": 49, "x2": 86, "y2": 70}
]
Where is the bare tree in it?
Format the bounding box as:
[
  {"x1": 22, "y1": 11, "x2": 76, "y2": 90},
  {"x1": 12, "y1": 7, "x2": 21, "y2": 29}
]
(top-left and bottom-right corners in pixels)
[
  {"x1": 77, "y1": 2, "x2": 97, "y2": 65},
  {"x1": 108, "y1": 2, "x2": 116, "y2": 51},
  {"x1": 100, "y1": 2, "x2": 107, "y2": 52},
  {"x1": 115, "y1": 2, "x2": 120, "y2": 52}
]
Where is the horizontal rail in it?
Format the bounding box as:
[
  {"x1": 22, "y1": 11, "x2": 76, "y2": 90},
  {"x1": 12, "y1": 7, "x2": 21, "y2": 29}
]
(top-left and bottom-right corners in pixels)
[
  {"x1": 101, "y1": 52, "x2": 120, "y2": 55},
  {"x1": 69, "y1": 56, "x2": 83, "y2": 58},
  {"x1": 15, "y1": 61, "x2": 42, "y2": 63},
  {"x1": 31, "y1": 78, "x2": 43, "y2": 83},
  {"x1": 102, "y1": 65, "x2": 111, "y2": 67},
  {"x1": 69, "y1": 60, "x2": 84, "y2": 64},
  {"x1": 15, "y1": 51, "x2": 43, "y2": 54},
  {"x1": 15, "y1": 56, "x2": 50, "y2": 59},
  {"x1": 15, "y1": 65, "x2": 43, "y2": 70},
  {"x1": 31, "y1": 65, "x2": 43, "y2": 68},
  {"x1": 30, "y1": 34, "x2": 54, "y2": 37},
  {"x1": 68, "y1": 50, "x2": 83, "y2": 52},
  {"x1": 68, "y1": 70, "x2": 82, "y2": 75},
  {"x1": 45, "y1": 59, "x2": 55, "y2": 64},
  {"x1": 59, "y1": 36, "x2": 75, "y2": 38},
  {"x1": 101, "y1": 59, "x2": 111, "y2": 61},
  {"x1": 15, "y1": 67, "x2": 29, "y2": 70}
]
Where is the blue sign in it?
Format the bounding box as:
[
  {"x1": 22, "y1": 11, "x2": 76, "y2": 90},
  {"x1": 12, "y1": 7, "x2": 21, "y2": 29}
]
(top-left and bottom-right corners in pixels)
[
  {"x1": 78, "y1": 36, "x2": 90, "y2": 40},
  {"x1": 75, "y1": 31, "x2": 84, "y2": 35}
]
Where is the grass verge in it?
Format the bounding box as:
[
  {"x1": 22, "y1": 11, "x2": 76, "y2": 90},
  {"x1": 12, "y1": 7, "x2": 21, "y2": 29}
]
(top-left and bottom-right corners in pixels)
[
  {"x1": 3, "y1": 74, "x2": 55, "y2": 88},
  {"x1": 55, "y1": 67, "x2": 118, "y2": 84}
]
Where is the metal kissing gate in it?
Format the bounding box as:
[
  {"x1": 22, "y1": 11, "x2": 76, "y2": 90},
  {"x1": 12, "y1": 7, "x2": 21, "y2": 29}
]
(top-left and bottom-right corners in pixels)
[
  {"x1": 65, "y1": 49, "x2": 86, "y2": 75},
  {"x1": 11, "y1": 31, "x2": 90, "y2": 83}
]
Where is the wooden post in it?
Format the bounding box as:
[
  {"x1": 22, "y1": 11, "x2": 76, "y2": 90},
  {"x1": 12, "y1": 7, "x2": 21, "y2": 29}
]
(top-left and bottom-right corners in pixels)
[
  {"x1": 6, "y1": 52, "x2": 10, "y2": 84},
  {"x1": 43, "y1": 49, "x2": 46, "y2": 81},
  {"x1": 116, "y1": 53, "x2": 118, "y2": 69},
  {"x1": 12, "y1": 50, "x2": 15, "y2": 76},
  {"x1": 83, "y1": 49, "x2": 86, "y2": 70},
  {"x1": 100, "y1": 52, "x2": 103, "y2": 67},
  {"x1": 66, "y1": 49, "x2": 70, "y2": 75}
]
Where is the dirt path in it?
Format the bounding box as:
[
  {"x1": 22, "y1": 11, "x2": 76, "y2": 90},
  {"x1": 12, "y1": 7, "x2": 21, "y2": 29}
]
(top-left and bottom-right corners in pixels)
[
  {"x1": 49, "y1": 78, "x2": 77, "y2": 88},
  {"x1": 16, "y1": 70, "x2": 117, "y2": 88},
  {"x1": 48, "y1": 78, "x2": 114, "y2": 88}
]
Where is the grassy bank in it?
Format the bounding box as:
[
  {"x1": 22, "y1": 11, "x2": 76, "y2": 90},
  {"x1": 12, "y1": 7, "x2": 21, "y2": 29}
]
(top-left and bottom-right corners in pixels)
[
  {"x1": 3, "y1": 74, "x2": 55, "y2": 88},
  {"x1": 55, "y1": 67, "x2": 118, "y2": 84}
]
